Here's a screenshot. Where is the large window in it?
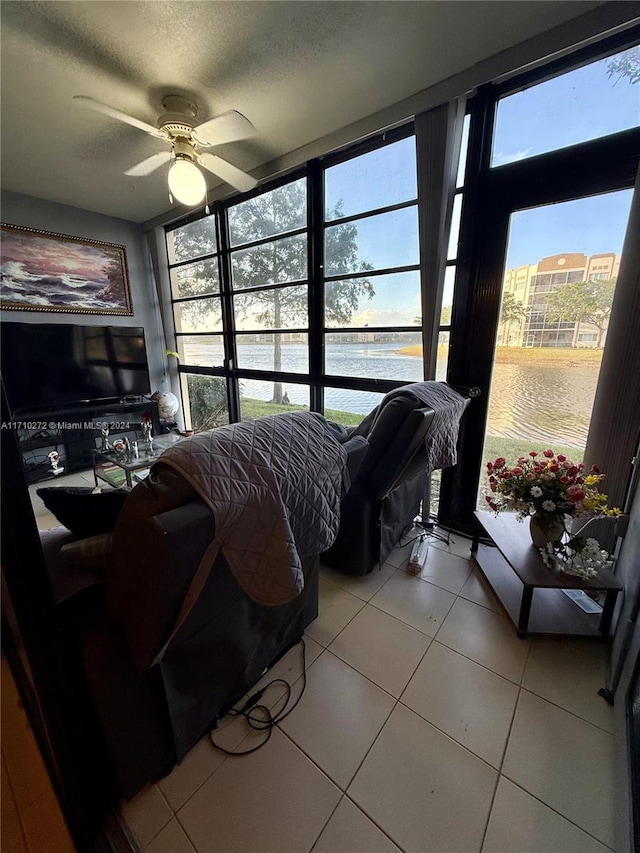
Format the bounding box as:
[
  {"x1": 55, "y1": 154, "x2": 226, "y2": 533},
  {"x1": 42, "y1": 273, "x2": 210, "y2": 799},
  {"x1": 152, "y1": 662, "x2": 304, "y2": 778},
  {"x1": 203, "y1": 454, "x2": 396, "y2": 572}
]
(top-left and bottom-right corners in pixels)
[
  {"x1": 228, "y1": 177, "x2": 310, "y2": 418},
  {"x1": 165, "y1": 122, "x2": 470, "y2": 450},
  {"x1": 167, "y1": 130, "x2": 437, "y2": 431},
  {"x1": 323, "y1": 135, "x2": 422, "y2": 398},
  {"x1": 442, "y1": 35, "x2": 640, "y2": 528},
  {"x1": 491, "y1": 44, "x2": 640, "y2": 167},
  {"x1": 166, "y1": 216, "x2": 230, "y2": 430},
  {"x1": 166, "y1": 33, "x2": 639, "y2": 531}
]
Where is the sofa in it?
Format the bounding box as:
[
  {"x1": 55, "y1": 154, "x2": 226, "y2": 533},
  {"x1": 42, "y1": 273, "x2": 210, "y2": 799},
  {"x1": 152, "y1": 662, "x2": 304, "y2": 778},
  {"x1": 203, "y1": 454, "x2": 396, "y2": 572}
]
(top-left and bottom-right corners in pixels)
[{"x1": 40, "y1": 412, "x2": 366, "y2": 800}]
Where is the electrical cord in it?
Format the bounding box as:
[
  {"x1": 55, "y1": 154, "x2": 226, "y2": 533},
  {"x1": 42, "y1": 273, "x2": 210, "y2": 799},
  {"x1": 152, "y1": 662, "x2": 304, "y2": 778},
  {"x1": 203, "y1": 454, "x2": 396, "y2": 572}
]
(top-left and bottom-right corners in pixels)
[
  {"x1": 415, "y1": 517, "x2": 452, "y2": 546},
  {"x1": 209, "y1": 637, "x2": 307, "y2": 756}
]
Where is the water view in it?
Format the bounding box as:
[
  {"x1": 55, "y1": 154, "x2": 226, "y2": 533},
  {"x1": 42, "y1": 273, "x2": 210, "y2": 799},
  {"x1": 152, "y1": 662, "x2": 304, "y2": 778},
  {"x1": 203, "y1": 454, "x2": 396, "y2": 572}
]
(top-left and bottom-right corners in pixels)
[{"x1": 182, "y1": 341, "x2": 600, "y2": 450}]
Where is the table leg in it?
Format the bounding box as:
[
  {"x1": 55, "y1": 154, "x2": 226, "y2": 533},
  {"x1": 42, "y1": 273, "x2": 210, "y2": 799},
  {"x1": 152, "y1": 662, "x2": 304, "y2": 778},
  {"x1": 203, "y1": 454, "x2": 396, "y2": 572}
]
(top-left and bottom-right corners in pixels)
[
  {"x1": 599, "y1": 590, "x2": 619, "y2": 636},
  {"x1": 517, "y1": 587, "x2": 534, "y2": 638},
  {"x1": 471, "y1": 530, "x2": 480, "y2": 554}
]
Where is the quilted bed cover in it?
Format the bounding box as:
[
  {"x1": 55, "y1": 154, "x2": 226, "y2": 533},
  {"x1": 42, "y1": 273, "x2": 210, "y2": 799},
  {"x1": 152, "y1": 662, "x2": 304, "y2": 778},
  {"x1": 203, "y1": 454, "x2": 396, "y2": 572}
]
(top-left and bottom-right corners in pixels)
[{"x1": 157, "y1": 411, "x2": 349, "y2": 606}]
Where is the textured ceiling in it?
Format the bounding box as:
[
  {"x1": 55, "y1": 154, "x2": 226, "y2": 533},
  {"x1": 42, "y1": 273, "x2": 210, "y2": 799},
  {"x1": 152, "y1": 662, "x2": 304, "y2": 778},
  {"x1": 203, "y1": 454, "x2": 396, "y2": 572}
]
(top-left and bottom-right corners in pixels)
[{"x1": 0, "y1": 0, "x2": 610, "y2": 223}]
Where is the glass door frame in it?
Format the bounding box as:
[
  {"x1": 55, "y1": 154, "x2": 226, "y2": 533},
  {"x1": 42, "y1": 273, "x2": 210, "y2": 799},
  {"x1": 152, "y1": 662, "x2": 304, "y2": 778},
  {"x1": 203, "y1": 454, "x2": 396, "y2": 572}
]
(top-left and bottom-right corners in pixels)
[{"x1": 439, "y1": 41, "x2": 640, "y2": 531}]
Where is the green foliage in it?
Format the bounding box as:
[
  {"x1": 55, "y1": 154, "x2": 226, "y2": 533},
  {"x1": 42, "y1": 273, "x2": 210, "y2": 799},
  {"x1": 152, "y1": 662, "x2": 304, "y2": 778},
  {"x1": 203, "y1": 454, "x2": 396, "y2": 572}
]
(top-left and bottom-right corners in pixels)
[
  {"x1": 186, "y1": 374, "x2": 228, "y2": 431},
  {"x1": 606, "y1": 46, "x2": 640, "y2": 86},
  {"x1": 171, "y1": 181, "x2": 374, "y2": 404},
  {"x1": 499, "y1": 291, "x2": 527, "y2": 326},
  {"x1": 544, "y1": 278, "x2": 616, "y2": 347},
  {"x1": 239, "y1": 396, "x2": 365, "y2": 427},
  {"x1": 229, "y1": 187, "x2": 374, "y2": 330},
  {"x1": 170, "y1": 218, "x2": 217, "y2": 262}
]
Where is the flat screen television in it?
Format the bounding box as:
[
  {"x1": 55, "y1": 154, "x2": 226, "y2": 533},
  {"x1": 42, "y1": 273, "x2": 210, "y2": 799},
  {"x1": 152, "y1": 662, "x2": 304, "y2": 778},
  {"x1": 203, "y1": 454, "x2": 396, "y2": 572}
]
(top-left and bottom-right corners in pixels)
[{"x1": 1, "y1": 322, "x2": 151, "y2": 412}]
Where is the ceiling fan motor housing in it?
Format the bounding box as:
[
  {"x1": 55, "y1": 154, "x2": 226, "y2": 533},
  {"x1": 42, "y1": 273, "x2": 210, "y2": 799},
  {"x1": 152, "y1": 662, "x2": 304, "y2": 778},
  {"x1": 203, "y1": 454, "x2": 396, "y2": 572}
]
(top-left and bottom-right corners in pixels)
[
  {"x1": 157, "y1": 95, "x2": 199, "y2": 137},
  {"x1": 172, "y1": 137, "x2": 197, "y2": 162}
]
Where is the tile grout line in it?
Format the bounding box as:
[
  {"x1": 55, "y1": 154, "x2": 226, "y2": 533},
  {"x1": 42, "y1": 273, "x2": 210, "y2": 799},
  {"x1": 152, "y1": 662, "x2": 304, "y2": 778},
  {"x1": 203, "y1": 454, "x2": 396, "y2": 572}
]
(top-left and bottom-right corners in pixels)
[
  {"x1": 497, "y1": 774, "x2": 617, "y2": 852},
  {"x1": 517, "y1": 684, "x2": 616, "y2": 735},
  {"x1": 307, "y1": 794, "x2": 345, "y2": 853}
]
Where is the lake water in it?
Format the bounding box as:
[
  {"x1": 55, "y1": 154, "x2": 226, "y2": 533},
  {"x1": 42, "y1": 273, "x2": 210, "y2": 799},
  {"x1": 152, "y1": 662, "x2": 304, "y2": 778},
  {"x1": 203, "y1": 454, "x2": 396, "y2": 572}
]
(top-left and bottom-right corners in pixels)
[{"x1": 184, "y1": 342, "x2": 598, "y2": 448}]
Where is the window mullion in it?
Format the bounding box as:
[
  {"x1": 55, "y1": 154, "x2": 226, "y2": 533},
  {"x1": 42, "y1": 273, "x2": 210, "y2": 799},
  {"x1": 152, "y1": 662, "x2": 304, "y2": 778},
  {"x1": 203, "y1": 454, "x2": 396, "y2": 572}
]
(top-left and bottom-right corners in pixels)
[
  {"x1": 309, "y1": 160, "x2": 324, "y2": 412},
  {"x1": 217, "y1": 206, "x2": 240, "y2": 423}
]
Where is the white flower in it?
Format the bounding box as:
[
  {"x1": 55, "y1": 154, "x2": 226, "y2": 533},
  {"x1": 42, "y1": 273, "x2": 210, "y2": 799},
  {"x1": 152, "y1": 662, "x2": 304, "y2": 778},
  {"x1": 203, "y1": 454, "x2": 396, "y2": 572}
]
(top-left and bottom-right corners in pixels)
[
  {"x1": 543, "y1": 535, "x2": 612, "y2": 580},
  {"x1": 542, "y1": 500, "x2": 556, "y2": 511},
  {"x1": 530, "y1": 486, "x2": 543, "y2": 497}
]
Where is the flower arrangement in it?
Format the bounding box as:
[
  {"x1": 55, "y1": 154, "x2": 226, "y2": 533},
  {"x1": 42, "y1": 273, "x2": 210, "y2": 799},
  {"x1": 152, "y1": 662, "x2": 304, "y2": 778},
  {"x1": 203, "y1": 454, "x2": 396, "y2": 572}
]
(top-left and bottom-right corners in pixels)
[{"x1": 485, "y1": 449, "x2": 620, "y2": 579}]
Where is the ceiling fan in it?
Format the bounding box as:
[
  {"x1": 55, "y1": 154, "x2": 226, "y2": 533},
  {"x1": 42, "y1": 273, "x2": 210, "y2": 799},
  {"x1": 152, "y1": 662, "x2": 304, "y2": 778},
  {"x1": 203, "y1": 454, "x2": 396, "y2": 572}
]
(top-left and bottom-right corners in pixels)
[{"x1": 74, "y1": 94, "x2": 258, "y2": 205}]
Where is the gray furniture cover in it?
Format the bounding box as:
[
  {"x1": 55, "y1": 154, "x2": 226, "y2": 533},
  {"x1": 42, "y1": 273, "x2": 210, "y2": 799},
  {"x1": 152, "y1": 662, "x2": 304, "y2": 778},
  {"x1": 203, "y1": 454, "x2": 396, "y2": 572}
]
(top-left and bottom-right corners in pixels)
[
  {"x1": 323, "y1": 381, "x2": 468, "y2": 575},
  {"x1": 45, "y1": 413, "x2": 365, "y2": 800}
]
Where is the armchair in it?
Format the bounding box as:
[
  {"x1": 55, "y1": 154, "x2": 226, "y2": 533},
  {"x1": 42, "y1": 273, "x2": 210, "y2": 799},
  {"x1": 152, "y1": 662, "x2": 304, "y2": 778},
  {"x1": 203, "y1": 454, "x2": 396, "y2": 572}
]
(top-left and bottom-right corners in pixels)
[{"x1": 322, "y1": 381, "x2": 469, "y2": 575}]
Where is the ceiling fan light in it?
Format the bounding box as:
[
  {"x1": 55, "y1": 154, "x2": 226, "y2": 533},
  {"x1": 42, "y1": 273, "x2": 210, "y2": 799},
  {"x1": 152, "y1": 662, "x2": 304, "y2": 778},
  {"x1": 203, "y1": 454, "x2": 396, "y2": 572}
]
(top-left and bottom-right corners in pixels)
[{"x1": 168, "y1": 158, "x2": 206, "y2": 206}]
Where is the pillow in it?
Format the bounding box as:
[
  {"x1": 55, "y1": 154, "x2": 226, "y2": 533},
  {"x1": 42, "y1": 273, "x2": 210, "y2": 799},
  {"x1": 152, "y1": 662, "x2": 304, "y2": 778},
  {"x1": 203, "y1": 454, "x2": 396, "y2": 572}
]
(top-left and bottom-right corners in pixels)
[{"x1": 36, "y1": 486, "x2": 129, "y2": 537}]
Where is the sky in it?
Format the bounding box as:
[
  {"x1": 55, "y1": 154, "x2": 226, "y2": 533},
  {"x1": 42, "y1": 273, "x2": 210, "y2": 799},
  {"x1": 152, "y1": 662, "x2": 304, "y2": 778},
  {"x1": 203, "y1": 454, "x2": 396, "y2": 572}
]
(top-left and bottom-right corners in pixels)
[
  {"x1": 323, "y1": 45, "x2": 638, "y2": 305},
  {"x1": 506, "y1": 190, "x2": 633, "y2": 271}
]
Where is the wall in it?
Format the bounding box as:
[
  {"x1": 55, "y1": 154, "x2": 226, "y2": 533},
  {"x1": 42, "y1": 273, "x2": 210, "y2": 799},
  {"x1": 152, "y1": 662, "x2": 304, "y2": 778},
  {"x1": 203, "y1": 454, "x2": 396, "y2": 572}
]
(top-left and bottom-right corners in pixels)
[{"x1": 0, "y1": 189, "x2": 170, "y2": 399}]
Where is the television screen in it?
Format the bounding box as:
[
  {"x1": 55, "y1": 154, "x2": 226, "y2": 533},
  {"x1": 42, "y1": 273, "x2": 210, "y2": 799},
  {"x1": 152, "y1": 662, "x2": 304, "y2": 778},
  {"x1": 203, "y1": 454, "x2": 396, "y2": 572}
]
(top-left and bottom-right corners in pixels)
[{"x1": 1, "y1": 322, "x2": 151, "y2": 412}]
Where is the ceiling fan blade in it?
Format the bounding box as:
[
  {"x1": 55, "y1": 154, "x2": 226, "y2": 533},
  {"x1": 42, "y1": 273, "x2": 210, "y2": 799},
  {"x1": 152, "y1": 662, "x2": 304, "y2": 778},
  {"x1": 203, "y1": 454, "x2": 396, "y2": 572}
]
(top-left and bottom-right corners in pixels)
[
  {"x1": 192, "y1": 110, "x2": 256, "y2": 147},
  {"x1": 125, "y1": 151, "x2": 172, "y2": 177},
  {"x1": 73, "y1": 95, "x2": 165, "y2": 139},
  {"x1": 197, "y1": 153, "x2": 258, "y2": 192}
]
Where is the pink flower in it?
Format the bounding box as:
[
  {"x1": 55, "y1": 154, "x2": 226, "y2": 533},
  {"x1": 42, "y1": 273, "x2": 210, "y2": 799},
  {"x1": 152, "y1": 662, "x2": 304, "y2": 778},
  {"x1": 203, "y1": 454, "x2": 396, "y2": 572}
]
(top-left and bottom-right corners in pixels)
[
  {"x1": 485, "y1": 496, "x2": 497, "y2": 511},
  {"x1": 557, "y1": 454, "x2": 567, "y2": 462},
  {"x1": 549, "y1": 464, "x2": 559, "y2": 472},
  {"x1": 590, "y1": 465, "x2": 600, "y2": 473},
  {"x1": 525, "y1": 473, "x2": 535, "y2": 481},
  {"x1": 543, "y1": 449, "x2": 554, "y2": 458},
  {"x1": 494, "y1": 457, "x2": 506, "y2": 468},
  {"x1": 529, "y1": 451, "x2": 538, "y2": 457},
  {"x1": 559, "y1": 475, "x2": 570, "y2": 484},
  {"x1": 512, "y1": 466, "x2": 523, "y2": 475},
  {"x1": 569, "y1": 466, "x2": 579, "y2": 475},
  {"x1": 486, "y1": 462, "x2": 493, "y2": 471}
]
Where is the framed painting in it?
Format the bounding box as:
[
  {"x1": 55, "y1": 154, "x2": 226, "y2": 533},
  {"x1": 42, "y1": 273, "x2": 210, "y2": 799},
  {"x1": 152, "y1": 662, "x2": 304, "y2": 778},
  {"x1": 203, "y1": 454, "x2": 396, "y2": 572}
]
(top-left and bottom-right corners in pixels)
[{"x1": 0, "y1": 223, "x2": 133, "y2": 315}]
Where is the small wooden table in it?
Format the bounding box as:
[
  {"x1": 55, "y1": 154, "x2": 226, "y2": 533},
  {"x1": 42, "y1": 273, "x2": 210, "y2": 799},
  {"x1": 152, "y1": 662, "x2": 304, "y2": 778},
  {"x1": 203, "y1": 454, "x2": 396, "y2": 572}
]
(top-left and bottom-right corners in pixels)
[{"x1": 472, "y1": 511, "x2": 622, "y2": 639}]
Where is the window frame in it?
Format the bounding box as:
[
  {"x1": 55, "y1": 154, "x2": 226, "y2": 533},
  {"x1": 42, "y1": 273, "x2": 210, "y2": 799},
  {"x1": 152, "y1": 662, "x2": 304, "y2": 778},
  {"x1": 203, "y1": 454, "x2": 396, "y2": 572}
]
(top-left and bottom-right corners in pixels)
[
  {"x1": 166, "y1": 123, "x2": 440, "y2": 427},
  {"x1": 440, "y1": 32, "x2": 640, "y2": 529}
]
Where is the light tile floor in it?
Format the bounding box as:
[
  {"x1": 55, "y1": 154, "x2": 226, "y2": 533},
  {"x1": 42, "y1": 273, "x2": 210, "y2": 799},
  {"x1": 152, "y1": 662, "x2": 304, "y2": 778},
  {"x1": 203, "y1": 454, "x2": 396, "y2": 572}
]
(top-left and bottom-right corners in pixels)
[{"x1": 118, "y1": 527, "x2": 615, "y2": 853}]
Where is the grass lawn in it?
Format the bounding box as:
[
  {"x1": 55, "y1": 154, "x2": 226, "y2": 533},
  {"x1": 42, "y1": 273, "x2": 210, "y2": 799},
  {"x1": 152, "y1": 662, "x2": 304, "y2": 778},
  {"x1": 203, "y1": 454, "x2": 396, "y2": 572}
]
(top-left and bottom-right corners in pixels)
[
  {"x1": 397, "y1": 344, "x2": 603, "y2": 367},
  {"x1": 239, "y1": 397, "x2": 362, "y2": 427}
]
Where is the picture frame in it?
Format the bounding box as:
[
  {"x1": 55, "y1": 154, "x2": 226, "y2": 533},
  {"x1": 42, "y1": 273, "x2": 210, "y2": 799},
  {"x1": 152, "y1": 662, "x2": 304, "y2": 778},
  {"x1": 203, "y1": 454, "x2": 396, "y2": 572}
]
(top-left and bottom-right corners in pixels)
[{"x1": 0, "y1": 223, "x2": 133, "y2": 315}]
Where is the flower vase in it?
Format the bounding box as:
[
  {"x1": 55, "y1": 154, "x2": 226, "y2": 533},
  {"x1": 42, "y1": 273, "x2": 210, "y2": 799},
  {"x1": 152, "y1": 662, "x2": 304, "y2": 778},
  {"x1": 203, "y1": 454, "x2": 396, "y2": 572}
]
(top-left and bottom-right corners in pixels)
[{"x1": 529, "y1": 514, "x2": 565, "y2": 549}]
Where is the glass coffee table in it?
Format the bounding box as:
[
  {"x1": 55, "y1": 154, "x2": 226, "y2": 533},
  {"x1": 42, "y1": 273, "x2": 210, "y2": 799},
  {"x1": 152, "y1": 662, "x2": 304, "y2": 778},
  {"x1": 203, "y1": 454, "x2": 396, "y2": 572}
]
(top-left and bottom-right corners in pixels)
[{"x1": 92, "y1": 433, "x2": 183, "y2": 489}]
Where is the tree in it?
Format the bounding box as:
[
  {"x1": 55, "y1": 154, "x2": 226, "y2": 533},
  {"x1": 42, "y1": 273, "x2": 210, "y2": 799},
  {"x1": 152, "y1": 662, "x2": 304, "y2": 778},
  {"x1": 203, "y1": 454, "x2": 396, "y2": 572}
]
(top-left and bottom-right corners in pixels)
[
  {"x1": 544, "y1": 278, "x2": 616, "y2": 348},
  {"x1": 499, "y1": 291, "x2": 527, "y2": 327},
  {"x1": 606, "y1": 46, "x2": 640, "y2": 86},
  {"x1": 186, "y1": 374, "x2": 229, "y2": 430},
  {"x1": 173, "y1": 181, "x2": 374, "y2": 404}
]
